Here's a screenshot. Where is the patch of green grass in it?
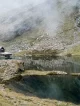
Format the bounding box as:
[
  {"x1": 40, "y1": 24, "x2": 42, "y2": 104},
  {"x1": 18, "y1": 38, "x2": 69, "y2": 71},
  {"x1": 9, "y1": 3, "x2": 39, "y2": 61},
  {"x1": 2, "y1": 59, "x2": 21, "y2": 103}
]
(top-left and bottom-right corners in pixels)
[{"x1": 65, "y1": 44, "x2": 80, "y2": 56}]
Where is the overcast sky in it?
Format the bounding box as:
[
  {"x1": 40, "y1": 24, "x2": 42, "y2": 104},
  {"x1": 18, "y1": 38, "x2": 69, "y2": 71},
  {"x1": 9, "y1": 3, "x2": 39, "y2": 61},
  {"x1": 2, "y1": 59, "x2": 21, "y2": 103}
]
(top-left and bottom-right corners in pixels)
[{"x1": 0, "y1": 0, "x2": 46, "y2": 14}]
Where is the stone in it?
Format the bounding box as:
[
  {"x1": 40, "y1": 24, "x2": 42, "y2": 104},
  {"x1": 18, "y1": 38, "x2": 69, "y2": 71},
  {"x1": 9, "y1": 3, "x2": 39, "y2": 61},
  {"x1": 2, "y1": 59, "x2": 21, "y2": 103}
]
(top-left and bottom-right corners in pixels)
[
  {"x1": 0, "y1": 60, "x2": 24, "y2": 82},
  {"x1": 47, "y1": 71, "x2": 67, "y2": 75}
]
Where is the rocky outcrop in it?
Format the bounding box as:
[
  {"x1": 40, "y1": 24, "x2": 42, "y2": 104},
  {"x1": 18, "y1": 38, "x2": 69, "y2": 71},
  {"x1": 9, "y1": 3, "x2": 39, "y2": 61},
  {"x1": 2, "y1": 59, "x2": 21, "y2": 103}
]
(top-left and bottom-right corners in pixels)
[{"x1": 0, "y1": 60, "x2": 24, "y2": 82}]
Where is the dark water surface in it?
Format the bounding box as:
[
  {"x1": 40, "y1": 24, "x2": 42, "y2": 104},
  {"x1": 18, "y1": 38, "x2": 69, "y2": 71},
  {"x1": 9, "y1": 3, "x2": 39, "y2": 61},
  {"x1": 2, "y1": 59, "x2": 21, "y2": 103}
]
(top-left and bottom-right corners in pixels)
[
  {"x1": 8, "y1": 56, "x2": 80, "y2": 104},
  {"x1": 9, "y1": 75, "x2": 80, "y2": 104}
]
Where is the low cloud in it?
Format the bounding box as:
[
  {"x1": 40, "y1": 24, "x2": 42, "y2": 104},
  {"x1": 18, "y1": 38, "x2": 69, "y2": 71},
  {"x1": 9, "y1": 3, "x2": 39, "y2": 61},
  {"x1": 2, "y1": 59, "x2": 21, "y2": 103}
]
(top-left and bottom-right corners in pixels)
[{"x1": 0, "y1": 0, "x2": 79, "y2": 41}]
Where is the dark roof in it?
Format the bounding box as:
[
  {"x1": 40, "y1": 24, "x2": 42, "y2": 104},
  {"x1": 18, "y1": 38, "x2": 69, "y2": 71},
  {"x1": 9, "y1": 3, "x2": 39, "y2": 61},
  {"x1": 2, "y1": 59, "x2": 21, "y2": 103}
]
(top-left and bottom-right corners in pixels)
[{"x1": 0, "y1": 46, "x2": 4, "y2": 49}]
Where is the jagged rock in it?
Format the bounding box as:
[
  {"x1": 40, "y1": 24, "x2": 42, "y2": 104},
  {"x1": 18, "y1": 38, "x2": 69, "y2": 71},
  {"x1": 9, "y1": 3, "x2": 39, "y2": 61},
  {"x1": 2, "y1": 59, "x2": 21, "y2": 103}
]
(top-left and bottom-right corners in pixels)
[{"x1": 0, "y1": 60, "x2": 24, "y2": 82}]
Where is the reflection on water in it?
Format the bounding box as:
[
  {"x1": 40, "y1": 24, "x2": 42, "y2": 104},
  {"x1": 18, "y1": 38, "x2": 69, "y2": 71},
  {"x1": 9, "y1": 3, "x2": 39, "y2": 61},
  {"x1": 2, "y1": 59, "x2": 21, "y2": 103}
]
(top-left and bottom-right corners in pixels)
[
  {"x1": 23, "y1": 56, "x2": 80, "y2": 73},
  {"x1": 7, "y1": 56, "x2": 80, "y2": 104},
  {"x1": 9, "y1": 75, "x2": 80, "y2": 104}
]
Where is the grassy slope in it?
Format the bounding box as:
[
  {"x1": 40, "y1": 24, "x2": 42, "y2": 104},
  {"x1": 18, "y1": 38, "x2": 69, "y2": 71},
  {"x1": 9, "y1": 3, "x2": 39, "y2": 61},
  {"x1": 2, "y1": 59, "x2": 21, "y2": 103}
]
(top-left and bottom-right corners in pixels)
[
  {"x1": 63, "y1": 44, "x2": 80, "y2": 56},
  {"x1": 0, "y1": 10, "x2": 79, "y2": 56},
  {"x1": 0, "y1": 25, "x2": 46, "y2": 52},
  {"x1": 58, "y1": 13, "x2": 80, "y2": 56}
]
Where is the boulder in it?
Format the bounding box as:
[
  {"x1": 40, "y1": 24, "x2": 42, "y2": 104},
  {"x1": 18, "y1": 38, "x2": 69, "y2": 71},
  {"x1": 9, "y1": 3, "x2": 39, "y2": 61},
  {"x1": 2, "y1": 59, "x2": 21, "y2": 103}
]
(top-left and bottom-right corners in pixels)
[{"x1": 0, "y1": 60, "x2": 24, "y2": 82}]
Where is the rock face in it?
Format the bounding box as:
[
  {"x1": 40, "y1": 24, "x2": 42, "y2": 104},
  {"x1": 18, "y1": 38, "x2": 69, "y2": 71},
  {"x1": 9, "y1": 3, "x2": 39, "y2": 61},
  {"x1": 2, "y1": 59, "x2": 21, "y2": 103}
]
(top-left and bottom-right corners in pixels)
[{"x1": 0, "y1": 60, "x2": 24, "y2": 82}]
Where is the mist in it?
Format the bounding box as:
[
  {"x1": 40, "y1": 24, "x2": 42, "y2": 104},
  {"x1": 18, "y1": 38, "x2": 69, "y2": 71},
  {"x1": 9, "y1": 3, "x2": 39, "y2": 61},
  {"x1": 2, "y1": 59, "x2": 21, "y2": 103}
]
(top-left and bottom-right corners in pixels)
[{"x1": 0, "y1": 0, "x2": 79, "y2": 41}]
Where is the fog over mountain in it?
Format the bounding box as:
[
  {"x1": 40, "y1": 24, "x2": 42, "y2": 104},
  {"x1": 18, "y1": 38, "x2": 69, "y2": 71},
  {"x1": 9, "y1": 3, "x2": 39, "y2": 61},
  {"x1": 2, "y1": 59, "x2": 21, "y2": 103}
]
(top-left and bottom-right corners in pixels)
[{"x1": 0, "y1": 0, "x2": 79, "y2": 41}]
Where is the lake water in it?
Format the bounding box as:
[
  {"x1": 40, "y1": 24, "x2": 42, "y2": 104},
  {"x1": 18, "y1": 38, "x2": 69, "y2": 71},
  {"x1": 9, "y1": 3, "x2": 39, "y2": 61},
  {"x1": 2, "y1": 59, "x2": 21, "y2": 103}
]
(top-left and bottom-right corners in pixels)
[
  {"x1": 10, "y1": 74, "x2": 80, "y2": 104},
  {"x1": 23, "y1": 56, "x2": 80, "y2": 73},
  {"x1": 7, "y1": 56, "x2": 80, "y2": 104}
]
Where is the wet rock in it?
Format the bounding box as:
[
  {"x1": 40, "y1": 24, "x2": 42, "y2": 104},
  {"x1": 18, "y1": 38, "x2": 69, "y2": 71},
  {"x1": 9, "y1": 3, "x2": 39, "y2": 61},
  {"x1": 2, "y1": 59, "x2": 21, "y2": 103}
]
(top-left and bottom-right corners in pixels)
[
  {"x1": 47, "y1": 71, "x2": 67, "y2": 75},
  {"x1": 0, "y1": 60, "x2": 24, "y2": 82}
]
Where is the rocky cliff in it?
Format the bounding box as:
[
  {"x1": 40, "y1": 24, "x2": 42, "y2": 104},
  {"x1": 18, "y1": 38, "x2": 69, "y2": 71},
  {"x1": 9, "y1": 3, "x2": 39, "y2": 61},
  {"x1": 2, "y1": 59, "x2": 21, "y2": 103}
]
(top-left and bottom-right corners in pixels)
[{"x1": 0, "y1": 60, "x2": 24, "y2": 82}]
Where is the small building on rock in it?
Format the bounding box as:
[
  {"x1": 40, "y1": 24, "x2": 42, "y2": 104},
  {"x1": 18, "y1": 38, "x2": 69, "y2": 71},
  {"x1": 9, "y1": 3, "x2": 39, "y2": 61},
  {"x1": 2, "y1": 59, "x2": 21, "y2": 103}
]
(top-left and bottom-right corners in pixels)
[{"x1": 0, "y1": 46, "x2": 5, "y2": 52}]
